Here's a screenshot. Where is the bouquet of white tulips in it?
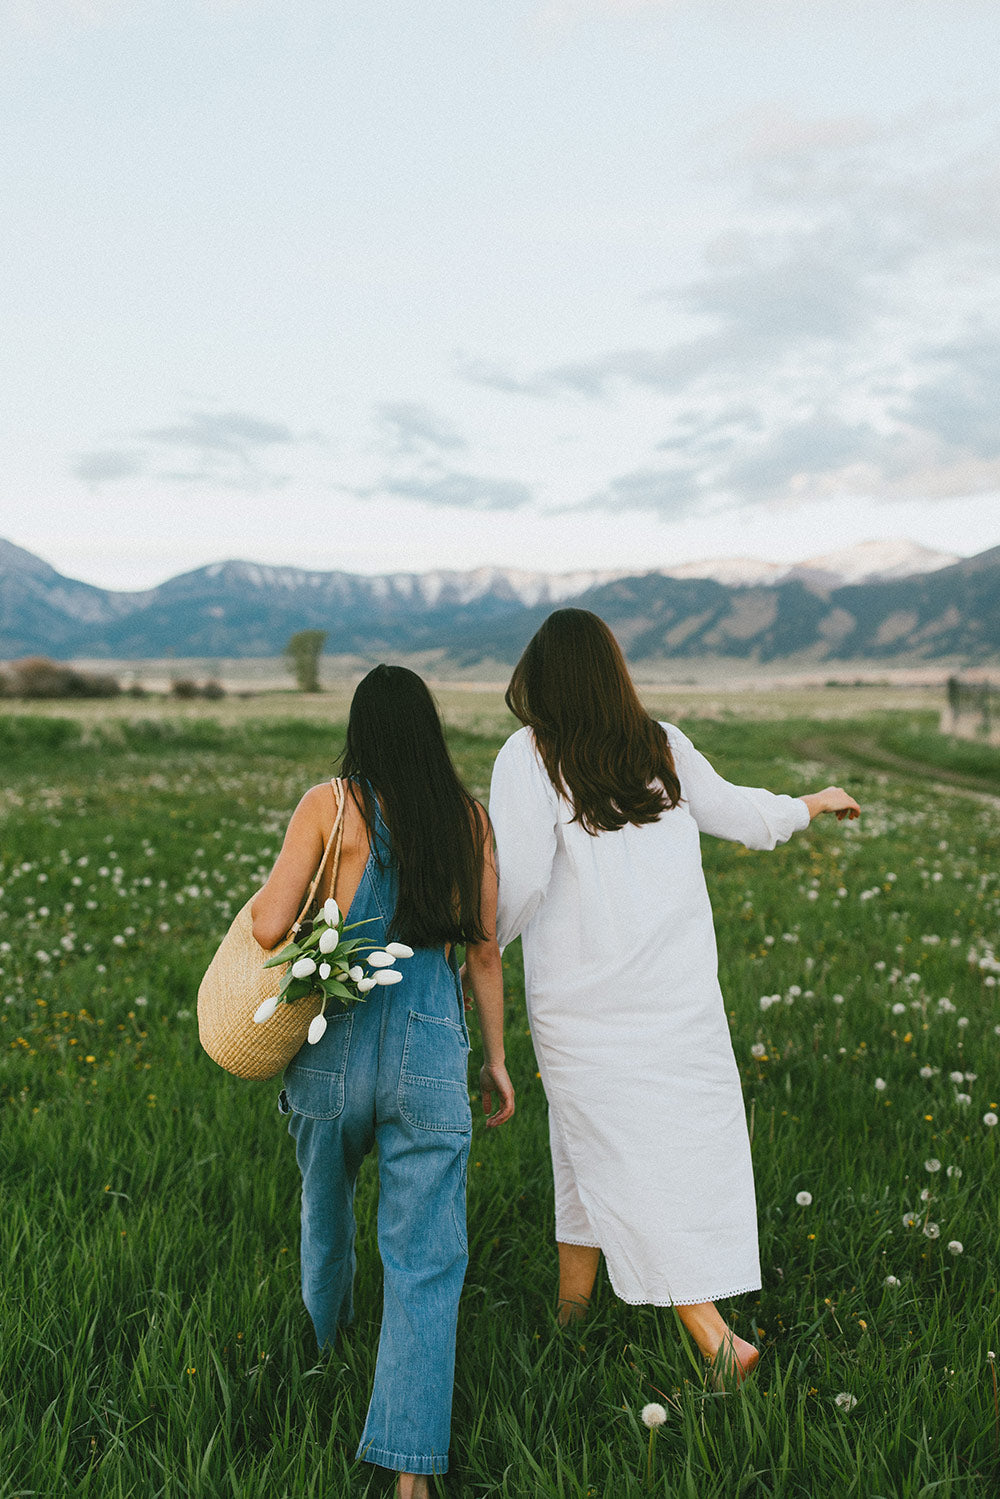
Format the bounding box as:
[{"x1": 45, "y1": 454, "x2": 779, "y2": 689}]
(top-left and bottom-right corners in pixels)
[{"x1": 252, "y1": 897, "x2": 414, "y2": 1044}]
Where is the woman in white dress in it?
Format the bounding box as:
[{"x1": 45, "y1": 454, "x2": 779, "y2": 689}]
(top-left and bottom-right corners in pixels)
[{"x1": 488, "y1": 609, "x2": 859, "y2": 1382}]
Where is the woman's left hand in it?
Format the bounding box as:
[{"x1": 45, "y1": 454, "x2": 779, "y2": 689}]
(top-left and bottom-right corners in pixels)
[{"x1": 479, "y1": 1060, "x2": 515, "y2": 1127}]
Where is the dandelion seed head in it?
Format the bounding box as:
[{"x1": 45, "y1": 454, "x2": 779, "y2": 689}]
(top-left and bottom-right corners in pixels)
[
  {"x1": 641, "y1": 1403, "x2": 667, "y2": 1427},
  {"x1": 984, "y1": 1113, "x2": 998, "y2": 1128},
  {"x1": 947, "y1": 1241, "x2": 963, "y2": 1255},
  {"x1": 924, "y1": 1158, "x2": 941, "y2": 1173},
  {"x1": 795, "y1": 1191, "x2": 813, "y2": 1206},
  {"x1": 884, "y1": 1275, "x2": 900, "y2": 1287},
  {"x1": 834, "y1": 1392, "x2": 857, "y2": 1410}
]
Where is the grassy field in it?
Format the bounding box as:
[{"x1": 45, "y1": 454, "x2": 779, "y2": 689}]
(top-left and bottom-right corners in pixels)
[{"x1": 1, "y1": 693, "x2": 998, "y2": 1497}]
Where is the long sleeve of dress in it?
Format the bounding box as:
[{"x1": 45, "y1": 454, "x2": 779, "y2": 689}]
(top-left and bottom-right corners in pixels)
[
  {"x1": 489, "y1": 729, "x2": 560, "y2": 950},
  {"x1": 668, "y1": 725, "x2": 810, "y2": 849}
]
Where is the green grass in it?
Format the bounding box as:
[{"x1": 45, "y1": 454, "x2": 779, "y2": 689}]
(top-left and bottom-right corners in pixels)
[{"x1": 1, "y1": 706, "x2": 998, "y2": 1496}]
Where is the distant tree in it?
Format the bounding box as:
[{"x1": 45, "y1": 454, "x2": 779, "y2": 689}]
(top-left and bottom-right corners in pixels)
[{"x1": 285, "y1": 630, "x2": 327, "y2": 693}]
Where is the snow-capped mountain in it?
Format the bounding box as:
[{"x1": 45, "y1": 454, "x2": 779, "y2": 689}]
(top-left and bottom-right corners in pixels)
[{"x1": 0, "y1": 535, "x2": 993, "y2": 664}]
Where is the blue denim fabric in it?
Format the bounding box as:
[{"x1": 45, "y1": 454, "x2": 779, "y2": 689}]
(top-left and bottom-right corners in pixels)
[{"x1": 280, "y1": 790, "x2": 471, "y2": 1477}]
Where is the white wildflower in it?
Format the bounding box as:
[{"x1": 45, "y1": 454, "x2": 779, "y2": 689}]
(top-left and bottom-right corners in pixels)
[
  {"x1": 834, "y1": 1392, "x2": 857, "y2": 1410},
  {"x1": 641, "y1": 1403, "x2": 667, "y2": 1427},
  {"x1": 925, "y1": 1159, "x2": 941, "y2": 1174},
  {"x1": 884, "y1": 1275, "x2": 900, "y2": 1287},
  {"x1": 750, "y1": 1042, "x2": 767, "y2": 1059},
  {"x1": 947, "y1": 1241, "x2": 963, "y2": 1255},
  {"x1": 795, "y1": 1191, "x2": 813, "y2": 1206},
  {"x1": 874, "y1": 1078, "x2": 887, "y2": 1092},
  {"x1": 923, "y1": 1222, "x2": 940, "y2": 1239},
  {"x1": 984, "y1": 1113, "x2": 998, "y2": 1128}
]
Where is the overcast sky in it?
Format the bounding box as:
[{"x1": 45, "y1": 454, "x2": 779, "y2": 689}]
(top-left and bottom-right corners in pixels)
[{"x1": 2, "y1": 0, "x2": 999, "y2": 590}]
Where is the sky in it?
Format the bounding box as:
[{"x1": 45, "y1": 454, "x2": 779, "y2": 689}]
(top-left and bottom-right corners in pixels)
[{"x1": 2, "y1": 0, "x2": 999, "y2": 591}]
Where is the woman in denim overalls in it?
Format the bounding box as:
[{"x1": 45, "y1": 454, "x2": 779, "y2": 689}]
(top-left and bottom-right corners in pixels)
[{"x1": 252, "y1": 667, "x2": 514, "y2": 1498}]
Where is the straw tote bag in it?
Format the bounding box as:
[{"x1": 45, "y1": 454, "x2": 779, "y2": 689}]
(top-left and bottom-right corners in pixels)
[{"x1": 198, "y1": 778, "x2": 346, "y2": 1081}]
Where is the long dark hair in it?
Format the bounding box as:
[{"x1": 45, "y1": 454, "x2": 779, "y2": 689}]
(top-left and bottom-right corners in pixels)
[
  {"x1": 505, "y1": 608, "x2": 681, "y2": 834},
  {"x1": 341, "y1": 664, "x2": 488, "y2": 947}
]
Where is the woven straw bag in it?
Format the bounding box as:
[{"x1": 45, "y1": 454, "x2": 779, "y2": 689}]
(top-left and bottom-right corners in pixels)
[{"x1": 198, "y1": 778, "x2": 346, "y2": 1080}]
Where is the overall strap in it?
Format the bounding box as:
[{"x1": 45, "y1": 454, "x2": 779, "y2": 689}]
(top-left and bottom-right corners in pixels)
[{"x1": 290, "y1": 778, "x2": 345, "y2": 934}]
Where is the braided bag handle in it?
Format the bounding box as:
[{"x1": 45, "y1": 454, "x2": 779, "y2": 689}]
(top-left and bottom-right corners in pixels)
[
  {"x1": 197, "y1": 776, "x2": 349, "y2": 1080},
  {"x1": 291, "y1": 777, "x2": 346, "y2": 932}
]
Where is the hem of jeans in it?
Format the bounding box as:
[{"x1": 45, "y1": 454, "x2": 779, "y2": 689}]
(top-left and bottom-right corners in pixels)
[{"x1": 356, "y1": 1441, "x2": 449, "y2": 1475}]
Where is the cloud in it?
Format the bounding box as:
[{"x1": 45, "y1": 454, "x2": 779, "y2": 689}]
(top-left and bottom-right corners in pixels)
[
  {"x1": 583, "y1": 466, "x2": 702, "y2": 516},
  {"x1": 74, "y1": 450, "x2": 145, "y2": 484},
  {"x1": 371, "y1": 469, "x2": 533, "y2": 511},
  {"x1": 74, "y1": 408, "x2": 307, "y2": 490},
  {"x1": 376, "y1": 402, "x2": 466, "y2": 454},
  {"x1": 138, "y1": 411, "x2": 297, "y2": 459},
  {"x1": 462, "y1": 107, "x2": 1000, "y2": 513}
]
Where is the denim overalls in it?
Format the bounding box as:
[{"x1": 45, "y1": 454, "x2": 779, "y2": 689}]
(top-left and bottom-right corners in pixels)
[{"x1": 279, "y1": 791, "x2": 472, "y2": 1478}]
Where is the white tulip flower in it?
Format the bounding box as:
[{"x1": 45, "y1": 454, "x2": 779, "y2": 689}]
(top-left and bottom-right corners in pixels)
[
  {"x1": 318, "y1": 962, "x2": 331, "y2": 981},
  {"x1": 291, "y1": 956, "x2": 317, "y2": 979},
  {"x1": 349, "y1": 965, "x2": 364, "y2": 982},
  {"x1": 322, "y1": 898, "x2": 340, "y2": 927},
  {"x1": 356, "y1": 976, "x2": 377, "y2": 993},
  {"x1": 385, "y1": 941, "x2": 414, "y2": 959},
  {"x1": 374, "y1": 969, "x2": 402, "y2": 985},
  {"x1": 368, "y1": 951, "x2": 396, "y2": 968},
  {"x1": 253, "y1": 996, "x2": 279, "y2": 1024},
  {"x1": 307, "y1": 1013, "x2": 328, "y2": 1045},
  {"x1": 318, "y1": 927, "x2": 339, "y2": 954}
]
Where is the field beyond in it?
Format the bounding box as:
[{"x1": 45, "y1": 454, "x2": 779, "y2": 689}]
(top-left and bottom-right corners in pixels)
[{"x1": 1, "y1": 691, "x2": 999, "y2": 1497}]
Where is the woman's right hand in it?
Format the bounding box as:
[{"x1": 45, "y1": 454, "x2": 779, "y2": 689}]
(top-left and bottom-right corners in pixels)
[
  {"x1": 479, "y1": 1060, "x2": 515, "y2": 1127},
  {"x1": 800, "y1": 787, "x2": 861, "y2": 821}
]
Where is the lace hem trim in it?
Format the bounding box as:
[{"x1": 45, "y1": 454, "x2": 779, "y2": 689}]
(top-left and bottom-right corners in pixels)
[{"x1": 607, "y1": 1279, "x2": 762, "y2": 1308}]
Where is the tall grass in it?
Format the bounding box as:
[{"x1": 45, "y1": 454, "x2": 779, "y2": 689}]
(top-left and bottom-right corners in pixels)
[{"x1": 1, "y1": 709, "x2": 998, "y2": 1495}]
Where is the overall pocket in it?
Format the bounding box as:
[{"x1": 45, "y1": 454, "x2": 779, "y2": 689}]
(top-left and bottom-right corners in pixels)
[
  {"x1": 398, "y1": 1011, "x2": 472, "y2": 1133},
  {"x1": 283, "y1": 1009, "x2": 354, "y2": 1120}
]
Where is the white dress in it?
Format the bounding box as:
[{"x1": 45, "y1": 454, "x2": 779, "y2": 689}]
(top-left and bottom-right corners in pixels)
[{"x1": 489, "y1": 723, "x2": 809, "y2": 1307}]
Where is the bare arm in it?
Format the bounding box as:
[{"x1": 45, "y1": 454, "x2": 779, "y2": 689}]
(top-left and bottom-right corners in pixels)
[
  {"x1": 800, "y1": 787, "x2": 861, "y2": 822},
  {"x1": 464, "y1": 808, "x2": 515, "y2": 1127},
  {"x1": 250, "y1": 785, "x2": 328, "y2": 949}
]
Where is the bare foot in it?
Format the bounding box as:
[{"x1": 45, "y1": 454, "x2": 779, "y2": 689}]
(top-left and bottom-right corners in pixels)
[
  {"x1": 395, "y1": 1475, "x2": 431, "y2": 1499},
  {"x1": 708, "y1": 1331, "x2": 760, "y2": 1390}
]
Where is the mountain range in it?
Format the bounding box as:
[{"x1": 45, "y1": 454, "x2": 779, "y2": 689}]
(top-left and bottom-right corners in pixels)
[{"x1": 1, "y1": 536, "x2": 997, "y2": 667}]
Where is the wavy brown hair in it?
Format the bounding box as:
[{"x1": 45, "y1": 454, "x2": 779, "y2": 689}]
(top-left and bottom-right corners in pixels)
[{"x1": 505, "y1": 609, "x2": 681, "y2": 834}]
